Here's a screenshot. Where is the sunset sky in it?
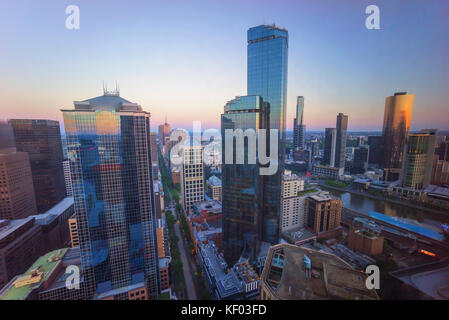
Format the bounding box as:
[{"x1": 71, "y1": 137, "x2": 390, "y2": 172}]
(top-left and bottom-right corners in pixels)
[{"x1": 0, "y1": 0, "x2": 448, "y2": 132}]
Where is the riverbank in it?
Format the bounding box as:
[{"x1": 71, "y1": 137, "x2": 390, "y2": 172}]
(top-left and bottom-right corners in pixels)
[{"x1": 318, "y1": 181, "x2": 449, "y2": 219}]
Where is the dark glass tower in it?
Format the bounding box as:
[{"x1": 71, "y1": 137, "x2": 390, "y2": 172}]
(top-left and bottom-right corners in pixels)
[
  {"x1": 293, "y1": 96, "x2": 305, "y2": 150},
  {"x1": 9, "y1": 119, "x2": 66, "y2": 213},
  {"x1": 221, "y1": 95, "x2": 268, "y2": 265},
  {"x1": 62, "y1": 91, "x2": 159, "y2": 299},
  {"x1": 247, "y1": 25, "x2": 288, "y2": 244}
]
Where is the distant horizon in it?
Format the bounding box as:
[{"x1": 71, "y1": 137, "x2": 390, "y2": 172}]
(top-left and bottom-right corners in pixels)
[{"x1": 1, "y1": 1, "x2": 448, "y2": 132}]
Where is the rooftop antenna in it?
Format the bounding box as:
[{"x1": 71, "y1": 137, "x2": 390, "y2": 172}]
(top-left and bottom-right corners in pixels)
[
  {"x1": 165, "y1": 114, "x2": 167, "y2": 124},
  {"x1": 115, "y1": 81, "x2": 120, "y2": 96},
  {"x1": 103, "y1": 81, "x2": 107, "y2": 95}
]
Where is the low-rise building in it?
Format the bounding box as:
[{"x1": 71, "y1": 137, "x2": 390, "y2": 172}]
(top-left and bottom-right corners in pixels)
[
  {"x1": 197, "y1": 242, "x2": 259, "y2": 300},
  {"x1": 207, "y1": 176, "x2": 222, "y2": 202},
  {"x1": 0, "y1": 217, "x2": 43, "y2": 289},
  {"x1": 312, "y1": 164, "x2": 343, "y2": 179},
  {"x1": 259, "y1": 243, "x2": 379, "y2": 300},
  {"x1": 0, "y1": 247, "x2": 90, "y2": 300}
]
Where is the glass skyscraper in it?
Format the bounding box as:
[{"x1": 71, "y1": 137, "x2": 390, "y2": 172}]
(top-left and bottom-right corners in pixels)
[
  {"x1": 9, "y1": 119, "x2": 66, "y2": 213},
  {"x1": 221, "y1": 95, "x2": 268, "y2": 265},
  {"x1": 62, "y1": 90, "x2": 159, "y2": 299},
  {"x1": 293, "y1": 96, "x2": 305, "y2": 150},
  {"x1": 247, "y1": 25, "x2": 288, "y2": 244}
]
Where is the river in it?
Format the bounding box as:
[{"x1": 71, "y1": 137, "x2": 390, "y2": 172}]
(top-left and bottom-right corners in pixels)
[{"x1": 322, "y1": 187, "x2": 449, "y2": 233}]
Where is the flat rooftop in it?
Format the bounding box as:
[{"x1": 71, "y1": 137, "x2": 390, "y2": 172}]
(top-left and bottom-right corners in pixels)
[
  {"x1": 261, "y1": 243, "x2": 379, "y2": 300},
  {"x1": 0, "y1": 248, "x2": 69, "y2": 300},
  {"x1": 0, "y1": 217, "x2": 35, "y2": 241},
  {"x1": 391, "y1": 256, "x2": 449, "y2": 300}
]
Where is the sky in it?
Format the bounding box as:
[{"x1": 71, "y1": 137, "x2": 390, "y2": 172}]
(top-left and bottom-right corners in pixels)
[{"x1": 0, "y1": 0, "x2": 448, "y2": 132}]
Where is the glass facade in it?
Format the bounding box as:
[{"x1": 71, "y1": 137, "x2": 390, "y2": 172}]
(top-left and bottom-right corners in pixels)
[
  {"x1": 62, "y1": 94, "x2": 159, "y2": 299},
  {"x1": 381, "y1": 92, "x2": 414, "y2": 181},
  {"x1": 247, "y1": 25, "x2": 288, "y2": 244},
  {"x1": 9, "y1": 119, "x2": 66, "y2": 213},
  {"x1": 293, "y1": 96, "x2": 305, "y2": 150},
  {"x1": 221, "y1": 95, "x2": 267, "y2": 265}
]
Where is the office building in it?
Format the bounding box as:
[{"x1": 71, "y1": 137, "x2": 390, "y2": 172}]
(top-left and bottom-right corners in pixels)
[
  {"x1": 221, "y1": 95, "x2": 267, "y2": 265},
  {"x1": 280, "y1": 171, "x2": 305, "y2": 232},
  {"x1": 352, "y1": 146, "x2": 370, "y2": 174},
  {"x1": 68, "y1": 217, "x2": 79, "y2": 247},
  {"x1": 158, "y1": 122, "x2": 170, "y2": 148},
  {"x1": 335, "y1": 113, "x2": 348, "y2": 169},
  {"x1": 0, "y1": 247, "x2": 92, "y2": 300},
  {"x1": 180, "y1": 143, "x2": 204, "y2": 212},
  {"x1": 367, "y1": 136, "x2": 383, "y2": 165},
  {"x1": 0, "y1": 217, "x2": 43, "y2": 289},
  {"x1": 431, "y1": 155, "x2": 449, "y2": 186},
  {"x1": 30, "y1": 196, "x2": 74, "y2": 253},
  {"x1": 0, "y1": 149, "x2": 37, "y2": 219},
  {"x1": 153, "y1": 181, "x2": 165, "y2": 220},
  {"x1": 0, "y1": 121, "x2": 15, "y2": 149},
  {"x1": 247, "y1": 24, "x2": 288, "y2": 246},
  {"x1": 438, "y1": 137, "x2": 449, "y2": 161},
  {"x1": 347, "y1": 218, "x2": 384, "y2": 256},
  {"x1": 207, "y1": 175, "x2": 222, "y2": 202},
  {"x1": 381, "y1": 92, "x2": 414, "y2": 181},
  {"x1": 9, "y1": 119, "x2": 66, "y2": 213},
  {"x1": 61, "y1": 89, "x2": 159, "y2": 300},
  {"x1": 63, "y1": 159, "x2": 73, "y2": 196},
  {"x1": 400, "y1": 129, "x2": 438, "y2": 190},
  {"x1": 293, "y1": 96, "x2": 305, "y2": 150},
  {"x1": 324, "y1": 128, "x2": 337, "y2": 167},
  {"x1": 305, "y1": 192, "x2": 342, "y2": 234},
  {"x1": 260, "y1": 243, "x2": 379, "y2": 300},
  {"x1": 150, "y1": 132, "x2": 158, "y2": 166},
  {"x1": 312, "y1": 164, "x2": 343, "y2": 179}
]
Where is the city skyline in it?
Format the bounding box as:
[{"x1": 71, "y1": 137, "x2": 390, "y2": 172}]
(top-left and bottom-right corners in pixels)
[{"x1": 0, "y1": 0, "x2": 448, "y2": 131}]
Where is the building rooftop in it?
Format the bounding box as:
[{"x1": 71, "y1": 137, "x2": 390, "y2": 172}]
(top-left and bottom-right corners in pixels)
[
  {"x1": 30, "y1": 196, "x2": 74, "y2": 225},
  {"x1": 208, "y1": 175, "x2": 222, "y2": 187},
  {"x1": 0, "y1": 217, "x2": 35, "y2": 241},
  {"x1": 0, "y1": 248, "x2": 70, "y2": 300},
  {"x1": 391, "y1": 256, "x2": 449, "y2": 300},
  {"x1": 261, "y1": 243, "x2": 379, "y2": 300}
]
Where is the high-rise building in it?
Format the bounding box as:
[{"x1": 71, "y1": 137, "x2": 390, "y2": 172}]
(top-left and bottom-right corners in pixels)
[
  {"x1": 400, "y1": 129, "x2": 438, "y2": 190},
  {"x1": 280, "y1": 171, "x2": 305, "y2": 232},
  {"x1": 158, "y1": 122, "x2": 170, "y2": 147},
  {"x1": 222, "y1": 95, "x2": 268, "y2": 265},
  {"x1": 63, "y1": 159, "x2": 73, "y2": 196},
  {"x1": 61, "y1": 89, "x2": 159, "y2": 300},
  {"x1": 438, "y1": 137, "x2": 449, "y2": 161},
  {"x1": 180, "y1": 143, "x2": 204, "y2": 212},
  {"x1": 381, "y1": 92, "x2": 414, "y2": 181},
  {"x1": 352, "y1": 146, "x2": 370, "y2": 174},
  {"x1": 0, "y1": 149, "x2": 37, "y2": 219},
  {"x1": 0, "y1": 121, "x2": 15, "y2": 149},
  {"x1": 367, "y1": 136, "x2": 383, "y2": 165},
  {"x1": 324, "y1": 128, "x2": 337, "y2": 167},
  {"x1": 247, "y1": 24, "x2": 288, "y2": 245},
  {"x1": 335, "y1": 113, "x2": 348, "y2": 169},
  {"x1": 293, "y1": 96, "x2": 305, "y2": 150},
  {"x1": 305, "y1": 193, "x2": 342, "y2": 234},
  {"x1": 9, "y1": 119, "x2": 66, "y2": 213},
  {"x1": 430, "y1": 155, "x2": 449, "y2": 186},
  {"x1": 150, "y1": 132, "x2": 158, "y2": 166}
]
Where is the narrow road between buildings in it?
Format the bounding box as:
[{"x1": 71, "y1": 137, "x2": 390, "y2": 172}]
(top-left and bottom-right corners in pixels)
[{"x1": 174, "y1": 221, "x2": 198, "y2": 300}]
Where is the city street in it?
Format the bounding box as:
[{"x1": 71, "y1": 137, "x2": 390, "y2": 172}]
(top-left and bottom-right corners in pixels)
[{"x1": 174, "y1": 220, "x2": 198, "y2": 300}]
